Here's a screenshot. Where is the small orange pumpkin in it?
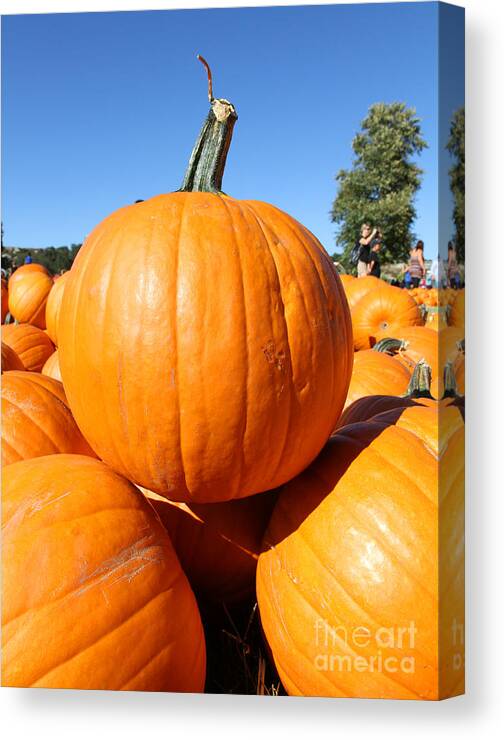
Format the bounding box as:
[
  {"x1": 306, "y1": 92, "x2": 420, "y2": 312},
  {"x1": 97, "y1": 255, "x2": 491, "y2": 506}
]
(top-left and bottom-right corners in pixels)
[
  {"x1": 2, "y1": 454, "x2": 206, "y2": 691},
  {"x1": 1, "y1": 324, "x2": 55, "y2": 372},
  {"x1": 8, "y1": 270, "x2": 53, "y2": 329},
  {"x1": 351, "y1": 283, "x2": 422, "y2": 350},
  {"x1": 1, "y1": 371, "x2": 95, "y2": 466}
]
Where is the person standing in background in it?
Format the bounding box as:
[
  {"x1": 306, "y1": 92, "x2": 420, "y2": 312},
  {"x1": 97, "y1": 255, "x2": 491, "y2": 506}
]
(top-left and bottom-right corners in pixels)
[
  {"x1": 447, "y1": 241, "x2": 461, "y2": 288},
  {"x1": 408, "y1": 240, "x2": 425, "y2": 287},
  {"x1": 356, "y1": 223, "x2": 377, "y2": 277}
]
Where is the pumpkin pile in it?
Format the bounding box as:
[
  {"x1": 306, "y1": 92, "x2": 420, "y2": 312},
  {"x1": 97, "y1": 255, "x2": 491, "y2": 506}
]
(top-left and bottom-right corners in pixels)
[{"x1": 1, "y1": 59, "x2": 464, "y2": 699}]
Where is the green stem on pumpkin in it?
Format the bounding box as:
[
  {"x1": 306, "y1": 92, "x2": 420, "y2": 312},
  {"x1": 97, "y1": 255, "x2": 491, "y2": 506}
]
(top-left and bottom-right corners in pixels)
[
  {"x1": 442, "y1": 360, "x2": 460, "y2": 399},
  {"x1": 180, "y1": 55, "x2": 238, "y2": 194},
  {"x1": 373, "y1": 337, "x2": 406, "y2": 355},
  {"x1": 402, "y1": 360, "x2": 434, "y2": 399}
]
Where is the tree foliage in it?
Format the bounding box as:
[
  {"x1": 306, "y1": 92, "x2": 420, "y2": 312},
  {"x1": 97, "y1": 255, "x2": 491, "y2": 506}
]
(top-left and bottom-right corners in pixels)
[
  {"x1": 446, "y1": 107, "x2": 465, "y2": 262},
  {"x1": 331, "y1": 102, "x2": 427, "y2": 264},
  {"x1": 1, "y1": 244, "x2": 81, "y2": 275}
]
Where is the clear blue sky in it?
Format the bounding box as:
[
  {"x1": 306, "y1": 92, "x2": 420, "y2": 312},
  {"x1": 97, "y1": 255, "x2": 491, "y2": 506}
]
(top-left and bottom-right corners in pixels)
[{"x1": 2, "y1": 2, "x2": 464, "y2": 259}]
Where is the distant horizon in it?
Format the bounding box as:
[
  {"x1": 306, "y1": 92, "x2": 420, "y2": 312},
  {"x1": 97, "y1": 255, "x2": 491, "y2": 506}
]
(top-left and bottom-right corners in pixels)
[{"x1": 2, "y1": 3, "x2": 464, "y2": 260}]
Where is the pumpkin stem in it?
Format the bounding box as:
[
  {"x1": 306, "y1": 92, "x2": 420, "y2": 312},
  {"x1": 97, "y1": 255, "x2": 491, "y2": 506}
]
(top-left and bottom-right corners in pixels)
[
  {"x1": 197, "y1": 54, "x2": 214, "y2": 102},
  {"x1": 180, "y1": 56, "x2": 238, "y2": 194},
  {"x1": 402, "y1": 359, "x2": 434, "y2": 399},
  {"x1": 442, "y1": 360, "x2": 460, "y2": 399},
  {"x1": 373, "y1": 337, "x2": 406, "y2": 355}
]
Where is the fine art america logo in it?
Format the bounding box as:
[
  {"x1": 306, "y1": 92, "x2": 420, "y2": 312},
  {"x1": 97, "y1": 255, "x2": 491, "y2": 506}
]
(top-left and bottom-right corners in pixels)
[{"x1": 314, "y1": 618, "x2": 465, "y2": 674}]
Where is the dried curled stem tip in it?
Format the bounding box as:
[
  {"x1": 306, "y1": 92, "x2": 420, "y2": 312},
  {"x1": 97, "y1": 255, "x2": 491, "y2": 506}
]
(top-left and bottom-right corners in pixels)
[{"x1": 197, "y1": 54, "x2": 214, "y2": 102}]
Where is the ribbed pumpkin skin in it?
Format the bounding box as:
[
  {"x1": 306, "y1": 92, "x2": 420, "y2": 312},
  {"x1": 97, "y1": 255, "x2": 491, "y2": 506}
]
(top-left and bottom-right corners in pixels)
[
  {"x1": 257, "y1": 412, "x2": 464, "y2": 699},
  {"x1": 45, "y1": 271, "x2": 69, "y2": 344},
  {"x1": 2, "y1": 454, "x2": 206, "y2": 691},
  {"x1": 2, "y1": 323, "x2": 55, "y2": 372},
  {"x1": 343, "y1": 349, "x2": 411, "y2": 409},
  {"x1": 1, "y1": 342, "x2": 25, "y2": 372},
  {"x1": 143, "y1": 488, "x2": 277, "y2": 605},
  {"x1": 352, "y1": 284, "x2": 422, "y2": 350},
  {"x1": 59, "y1": 192, "x2": 353, "y2": 503},
  {"x1": 1, "y1": 371, "x2": 96, "y2": 466},
  {"x1": 1, "y1": 278, "x2": 8, "y2": 323},
  {"x1": 343, "y1": 275, "x2": 382, "y2": 311},
  {"x1": 8, "y1": 271, "x2": 53, "y2": 329},
  {"x1": 41, "y1": 349, "x2": 62, "y2": 381},
  {"x1": 8, "y1": 263, "x2": 50, "y2": 288}
]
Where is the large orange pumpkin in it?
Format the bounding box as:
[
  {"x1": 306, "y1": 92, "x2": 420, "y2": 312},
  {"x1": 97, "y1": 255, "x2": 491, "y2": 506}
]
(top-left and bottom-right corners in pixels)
[
  {"x1": 343, "y1": 347, "x2": 411, "y2": 410},
  {"x1": 1, "y1": 342, "x2": 25, "y2": 373},
  {"x1": 257, "y1": 408, "x2": 464, "y2": 699},
  {"x1": 143, "y1": 488, "x2": 277, "y2": 605},
  {"x1": 2, "y1": 454, "x2": 206, "y2": 691},
  {"x1": 1, "y1": 277, "x2": 8, "y2": 323},
  {"x1": 1, "y1": 371, "x2": 95, "y2": 466},
  {"x1": 351, "y1": 283, "x2": 422, "y2": 350},
  {"x1": 41, "y1": 349, "x2": 62, "y2": 381},
  {"x1": 1, "y1": 323, "x2": 55, "y2": 372},
  {"x1": 59, "y1": 62, "x2": 353, "y2": 503},
  {"x1": 45, "y1": 271, "x2": 69, "y2": 345},
  {"x1": 8, "y1": 270, "x2": 53, "y2": 329}
]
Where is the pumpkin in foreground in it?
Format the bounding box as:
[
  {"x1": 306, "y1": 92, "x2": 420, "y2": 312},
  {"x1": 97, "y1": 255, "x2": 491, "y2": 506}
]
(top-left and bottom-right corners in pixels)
[
  {"x1": 59, "y1": 59, "x2": 353, "y2": 503},
  {"x1": 257, "y1": 406, "x2": 464, "y2": 699},
  {"x1": 143, "y1": 488, "x2": 277, "y2": 605},
  {"x1": 2, "y1": 454, "x2": 206, "y2": 691},
  {"x1": 1, "y1": 371, "x2": 95, "y2": 466}
]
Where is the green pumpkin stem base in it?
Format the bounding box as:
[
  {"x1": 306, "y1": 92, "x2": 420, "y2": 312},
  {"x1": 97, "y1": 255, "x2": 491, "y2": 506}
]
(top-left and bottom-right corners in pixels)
[{"x1": 180, "y1": 57, "x2": 238, "y2": 194}]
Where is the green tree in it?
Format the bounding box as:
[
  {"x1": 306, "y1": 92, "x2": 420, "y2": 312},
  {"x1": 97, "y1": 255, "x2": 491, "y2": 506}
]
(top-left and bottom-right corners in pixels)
[
  {"x1": 331, "y1": 102, "x2": 427, "y2": 265},
  {"x1": 447, "y1": 107, "x2": 465, "y2": 262}
]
